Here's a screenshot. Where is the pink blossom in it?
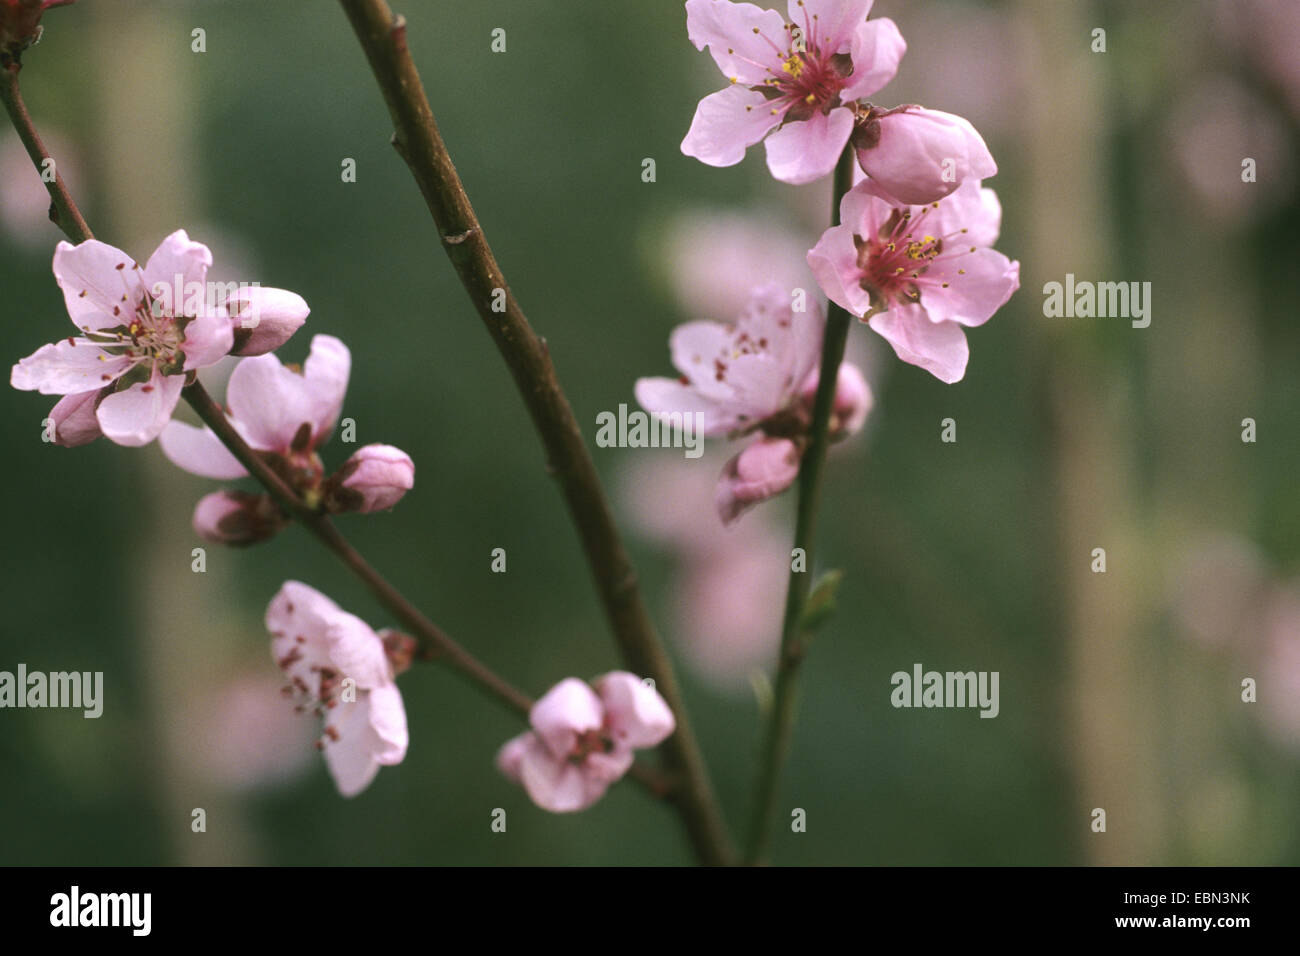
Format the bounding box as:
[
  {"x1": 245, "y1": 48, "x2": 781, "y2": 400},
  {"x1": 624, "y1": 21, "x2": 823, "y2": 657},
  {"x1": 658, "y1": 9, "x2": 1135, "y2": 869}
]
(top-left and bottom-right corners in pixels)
[
  {"x1": 807, "y1": 177, "x2": 1019, "y2": 383},
  {"x1": 497, "y1": 673, "x2": 675, "y2": 812},
  {"x1": 159, "y1": 333, "x2": 350, "y2": 484},
  {"x1": 327, "y1": 443, "x2": 415, "y2": 514},
  {"x1": 193, "y1": 490, "x2": 285, "y2": 546},
  {"x1": 10, "y1": 231, "x2": 300, "y2": 445},
  {"x1": 715, "y1": 436, "x2": 800, "y2": 524},
  {"x1": 658, "y1": 209, "x2": 817, "y2": 322},
  {"x1": 681, "y1": 0, "x2": 906, "y2": 184},
  {"x1": 266, "y1": 581, "x2": 408, "y2": 797},
  {"x1": 189, "y1": 670, "x2": 315, "y2": 793},
  {"x1": 617, "y1": 452, "x2": 790, "y2": 689},
  {"x1": 635, "y1": 283, "x2": 824, "y2": 437},
  {"x1": 798, "y1": 360, "x2": 872, "y2": 439},
  {"x1": 853, "y1": 106, "x2": 996, "y2": 205}
]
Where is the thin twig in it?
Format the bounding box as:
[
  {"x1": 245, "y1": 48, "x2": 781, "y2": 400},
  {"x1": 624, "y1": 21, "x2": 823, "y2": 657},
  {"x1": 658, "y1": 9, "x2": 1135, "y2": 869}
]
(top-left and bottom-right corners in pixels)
[
  {"x1": 0, "y1": 65, "x2": 92, "y2": 242},
  {"x1": 337, "y1": 0, "x2": 734, "y2": 865},
  {"x1": 746, "y1": 147, "x2": 858, "y2": 865},
  {"x1": 2, "y1": 62, "x2": 676, "y2": 800}
]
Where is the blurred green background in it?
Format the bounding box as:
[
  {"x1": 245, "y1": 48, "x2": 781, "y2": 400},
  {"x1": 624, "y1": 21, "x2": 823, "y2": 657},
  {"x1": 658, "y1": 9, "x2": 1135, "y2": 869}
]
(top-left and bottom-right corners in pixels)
[{"x1": 1, "y1": 0, "x2": 1298, "y2": 865}]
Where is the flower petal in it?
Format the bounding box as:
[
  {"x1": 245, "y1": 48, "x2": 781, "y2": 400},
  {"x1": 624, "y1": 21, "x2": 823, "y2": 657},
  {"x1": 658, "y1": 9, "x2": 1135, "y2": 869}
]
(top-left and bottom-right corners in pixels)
[
  {"x1": 634, "y1": 377, "x2": 735, "y2": 437},
  {"x1": 303, "y1": 334, "x2": 350, "y2": 444},
  {"x1": 595, "y1": 672, "x2": 676, "y2": 749},
  {"x1": 682, "y1": 85, "x2": 785, "y2": 168},
  {"x1": 324, "y1": 611, "x2": 392, "y2": 690},
  {"x1": 159, "y1": 420, "x2": 249, "y2": 479},
  {"x1": 141, "y1": 229, "x2": 212, "y2": 303},
  {"x1": 764, "y1": 108, "x2": 855, "y2": 184},
  {"x1": 686, "y1": 0, "x2": 789, "y2": 84},
  {"x1": 496, "y1": 731, "x2": 533, "y2": 784},
  {"x1": 807, "y1": 223, "x2": 873, "y2": 317},
  {"x1": 793, "y1": 0, "x2": 875, "y2": 54},
  {"x1": 321, "y1": 695, "x2": 383, "y2": 798},
  {"x1": 94, "y1": 368, "x2": 184, "y2": 446},
  {"x1": 924, "y1": 178, "x2": 1003, "y2": 248},
  {"x1": 53, "y1": 239, "x2": 144, "y2": 331},
  {"x1": 11, "y1": 339, "x2": 132, "y2": 395},
  {"x1": 363, "y1": 683, "x2": 408, "y2": 764},
  {"x1": 715, "y1": 436, "x2": 801, "y2": 524},
  {"x1": 869, "y1": 305, "x2": 970, "y2": 383},
  {"x1": 841, "y1": 17, "x2": 906, "y2": 100},
  {"x1": 918, "y1": 248, "x2": 1020, "y2": 327},
  {"x1": 181, "y1": 308, "x2": 234, "y2": 371},
  {"x1": 529, "y1": 677, "x2": 603, "y2": 760},
  {"x1": 517, "y1": 733, "x2": 610, "y2": 812}
]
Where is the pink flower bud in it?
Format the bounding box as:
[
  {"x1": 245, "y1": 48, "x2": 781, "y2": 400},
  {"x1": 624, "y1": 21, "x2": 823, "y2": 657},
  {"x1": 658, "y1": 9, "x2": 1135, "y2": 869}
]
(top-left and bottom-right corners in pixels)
[
  {"x1": 330, "y1": 444, "x2": 415, "y2": 514},
  {"x1": 854, "y1": 107, "x2": 997, "y2": 206},
  {"x1": 227, "y1": 286, "x2": 310, "y2": 356},
  {"x1": 193, "y1": 491, "x2": 284, "y2": 546},
  {"x1": 799, "y1": 362, "x2": 873, "y2": 441},
  {"x1": 47, "y1": 388, "x2": 104, "y2": 447},
  {"x1": 715, "y1": 437, "x2": 800, "y2": 526}
]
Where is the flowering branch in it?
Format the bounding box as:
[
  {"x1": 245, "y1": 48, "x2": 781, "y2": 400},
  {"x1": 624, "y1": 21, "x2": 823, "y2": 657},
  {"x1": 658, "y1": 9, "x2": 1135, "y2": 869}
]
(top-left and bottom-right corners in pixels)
[
  {"x1": 0, "y1": 64, "x2": 535, "y2": 720},
  {"x1": 746, "y1": 147, "x2": 860, "y2": 866},
  {"x1": 338, "y1": 0, "x2": 733, "y2": 865}
]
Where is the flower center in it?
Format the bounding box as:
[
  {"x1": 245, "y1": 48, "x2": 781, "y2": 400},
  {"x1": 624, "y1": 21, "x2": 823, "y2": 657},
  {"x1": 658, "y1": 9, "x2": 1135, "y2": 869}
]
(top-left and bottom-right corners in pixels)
[
  {"x1": 855, "y1": 206, "x2": 969, "y2": 308},
  {"x1": 569, "y1": 728, "x2": 613, "y2": 763},
  {"x1": 81, "y1": 271, "x2": 190, "y2": 377}
]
